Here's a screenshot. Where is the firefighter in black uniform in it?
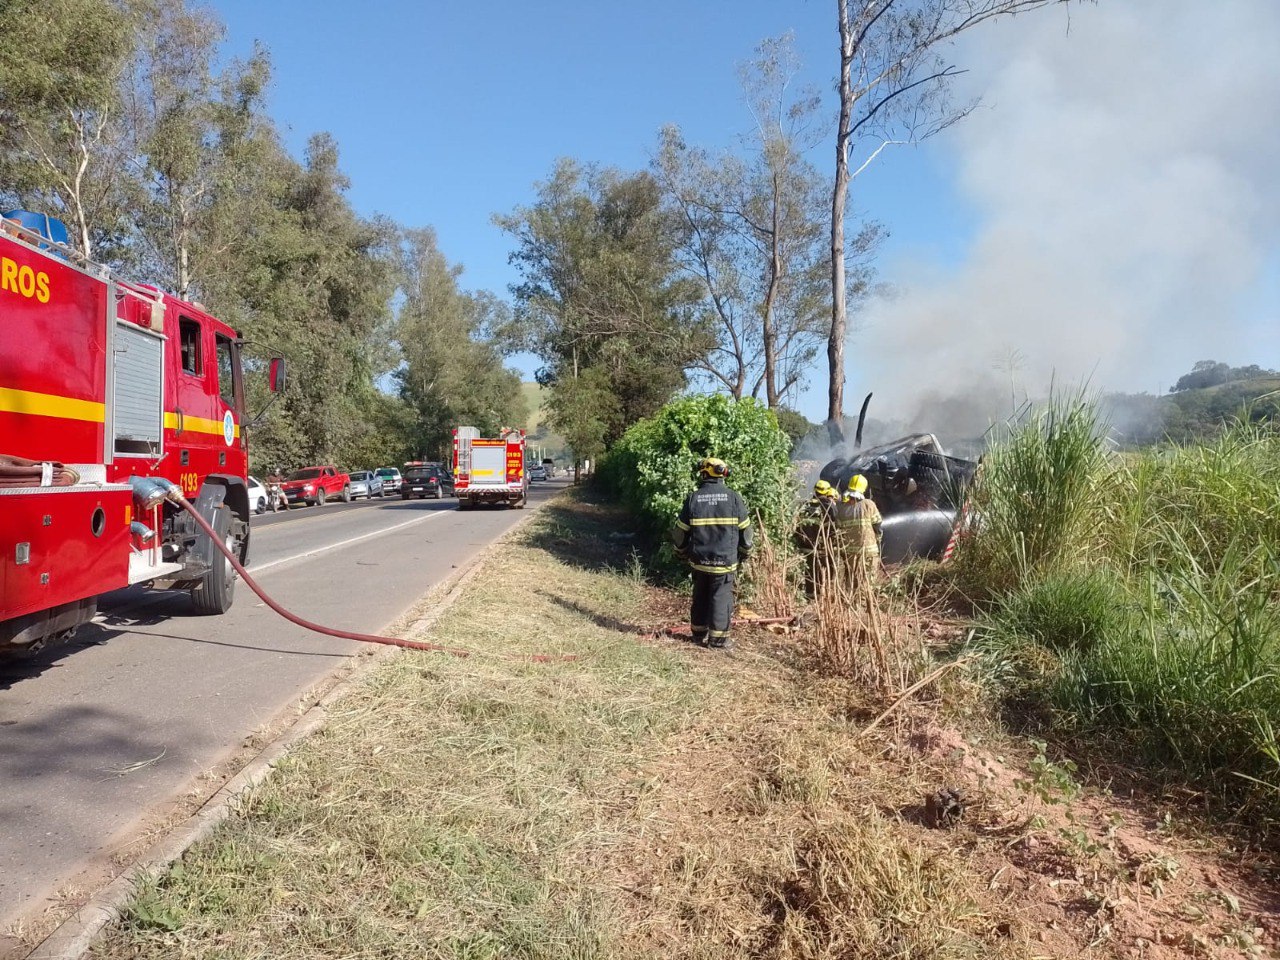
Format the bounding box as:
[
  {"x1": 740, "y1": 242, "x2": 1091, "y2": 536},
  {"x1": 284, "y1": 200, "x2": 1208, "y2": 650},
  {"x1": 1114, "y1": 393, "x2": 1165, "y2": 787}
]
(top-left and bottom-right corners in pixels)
[{"x1": 671, "y1": 457, "x2": 753, "y2": 648}]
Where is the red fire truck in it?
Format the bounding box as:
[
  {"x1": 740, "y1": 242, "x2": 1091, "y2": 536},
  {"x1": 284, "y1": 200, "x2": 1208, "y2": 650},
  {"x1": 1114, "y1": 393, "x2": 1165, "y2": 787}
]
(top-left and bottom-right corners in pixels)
[
  {"x1": 0, "y1": 211, "x2": 281, "y2": 655},
  {"x1": 452, "y1": 426, "x2": 528, "y2": 510}
]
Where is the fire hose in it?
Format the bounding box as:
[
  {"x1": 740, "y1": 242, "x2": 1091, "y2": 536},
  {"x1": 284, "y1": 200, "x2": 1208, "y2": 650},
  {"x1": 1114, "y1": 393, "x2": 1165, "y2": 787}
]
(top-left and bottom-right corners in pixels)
[
  {"x1": 145, "y1": 481, "x2": 576, "y2": 664},
  {"x1": 0, "y1": 455, "x2": 80, "y2": 488}
]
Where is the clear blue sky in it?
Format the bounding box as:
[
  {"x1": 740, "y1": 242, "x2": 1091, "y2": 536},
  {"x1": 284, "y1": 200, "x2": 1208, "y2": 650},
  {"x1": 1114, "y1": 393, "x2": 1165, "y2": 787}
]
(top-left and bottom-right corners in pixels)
[{"x1": 209, "y1": 0, "x2": 972, "y2": 423}]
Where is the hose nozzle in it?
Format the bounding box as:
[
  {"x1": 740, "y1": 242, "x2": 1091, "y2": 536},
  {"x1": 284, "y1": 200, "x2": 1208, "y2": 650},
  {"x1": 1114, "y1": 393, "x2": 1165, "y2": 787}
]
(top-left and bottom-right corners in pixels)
[
  {"x1": 129, "y1": 476, "x2": 167, "y2": 511},
  {"x1": 152, "y1": 477, "x2": 185, "y2": 503}
]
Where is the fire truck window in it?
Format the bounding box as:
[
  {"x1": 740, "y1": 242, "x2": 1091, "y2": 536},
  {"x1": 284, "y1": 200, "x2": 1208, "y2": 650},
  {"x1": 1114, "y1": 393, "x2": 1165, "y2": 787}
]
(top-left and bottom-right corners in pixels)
[
  {"x1": 215, "y1": 334, "x2": 235, "y2": 405},
  {"x1": 179, "y1": 317, "x2": 202, "y2": 375}
]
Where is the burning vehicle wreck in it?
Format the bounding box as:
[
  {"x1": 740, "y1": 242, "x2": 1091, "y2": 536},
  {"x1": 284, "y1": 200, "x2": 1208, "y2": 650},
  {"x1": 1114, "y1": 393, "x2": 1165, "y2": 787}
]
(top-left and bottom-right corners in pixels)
[{"x1": 819, "y1": 433, "x2": 979, "y2": 563}]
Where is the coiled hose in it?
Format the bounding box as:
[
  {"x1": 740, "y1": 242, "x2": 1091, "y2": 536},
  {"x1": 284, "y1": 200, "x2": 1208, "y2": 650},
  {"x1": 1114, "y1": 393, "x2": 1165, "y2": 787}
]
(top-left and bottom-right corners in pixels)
[
  {"x1": 0, "y1": 455, "x2": 80, "y2": 488},
  {"x1": 174, "y1": 494, "x2": 577, "y2": 664}
]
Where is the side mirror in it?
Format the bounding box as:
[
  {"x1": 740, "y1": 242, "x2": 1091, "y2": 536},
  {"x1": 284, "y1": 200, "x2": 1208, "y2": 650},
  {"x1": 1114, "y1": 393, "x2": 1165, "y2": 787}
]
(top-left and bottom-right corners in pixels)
[
  {"x1": 246, "y1": 356, "x2": 287, "y2": 430},
  {"x1": 269, "y1": 357, "x2": 287, "y2": 393}
]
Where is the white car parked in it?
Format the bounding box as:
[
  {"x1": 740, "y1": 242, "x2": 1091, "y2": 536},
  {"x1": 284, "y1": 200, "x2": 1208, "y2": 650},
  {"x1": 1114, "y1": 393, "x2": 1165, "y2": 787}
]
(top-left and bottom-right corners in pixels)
[
  {"x1": 375, "y1": 467, "x2": 402, "y2": 494},
  {"x1": 247, "y1": 476, "x2": 269, "y2": 514}
]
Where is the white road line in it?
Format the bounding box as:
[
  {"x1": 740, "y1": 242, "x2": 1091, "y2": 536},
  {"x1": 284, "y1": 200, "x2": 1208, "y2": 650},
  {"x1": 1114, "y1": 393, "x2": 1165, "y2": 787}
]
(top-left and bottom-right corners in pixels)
[{"x1": 249, "y1": 509, "x2": 451, "y2": 577}]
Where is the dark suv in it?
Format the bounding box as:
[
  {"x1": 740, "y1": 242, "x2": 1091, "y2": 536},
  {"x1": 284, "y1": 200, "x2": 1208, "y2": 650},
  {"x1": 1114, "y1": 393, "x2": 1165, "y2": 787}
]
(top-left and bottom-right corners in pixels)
[{"x1": 401, "y1": 462, "x2": 455, "y2": 500}]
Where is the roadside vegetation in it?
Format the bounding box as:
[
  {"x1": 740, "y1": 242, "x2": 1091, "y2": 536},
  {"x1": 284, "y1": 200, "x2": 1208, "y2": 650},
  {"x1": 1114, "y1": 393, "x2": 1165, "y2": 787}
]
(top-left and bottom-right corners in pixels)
[
  {"x1": 954, "y1": 398, "x2": 1280, "y2": 824},
  {"x1": 601, "y1": 393, "x2": 795, "y2": 571},
  {"x1": 93, "y1": 486, "x2": 1276, "y2": 959},
  {"x1": 91, "y1": 493, "x2": 1007, "y2": 960}
]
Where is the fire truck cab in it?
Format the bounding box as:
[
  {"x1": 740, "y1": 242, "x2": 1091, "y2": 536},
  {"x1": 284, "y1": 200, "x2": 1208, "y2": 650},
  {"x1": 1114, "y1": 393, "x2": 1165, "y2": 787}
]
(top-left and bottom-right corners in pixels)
[{"x1": 0, "y1": 211, "x2": 279, "y2": 655}]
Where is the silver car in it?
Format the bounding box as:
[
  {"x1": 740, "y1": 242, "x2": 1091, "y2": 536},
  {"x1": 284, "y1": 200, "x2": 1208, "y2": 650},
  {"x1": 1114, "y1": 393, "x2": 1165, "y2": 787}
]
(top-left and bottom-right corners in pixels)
[{"x1": 348, "y1": 470, "x2": 385, "y2": 499}]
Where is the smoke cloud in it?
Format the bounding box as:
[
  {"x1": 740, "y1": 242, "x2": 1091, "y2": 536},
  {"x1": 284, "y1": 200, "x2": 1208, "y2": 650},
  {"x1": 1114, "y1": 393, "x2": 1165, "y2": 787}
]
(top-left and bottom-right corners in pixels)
[{"x1": 853, "y1": 0, "x2": 1280, "y2": 444}]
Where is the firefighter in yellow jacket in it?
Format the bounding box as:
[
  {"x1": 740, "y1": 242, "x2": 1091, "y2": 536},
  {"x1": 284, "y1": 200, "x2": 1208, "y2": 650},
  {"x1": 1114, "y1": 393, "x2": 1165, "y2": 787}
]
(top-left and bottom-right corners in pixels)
[
  {"x1": 835, "y1": 474, "x2": 883, "y2": 579},
  {"x1": 797, "y1": 479, "x2": 839, "y2": 547},
  {"x1": 671, "y1": 457, "x2": 753, "y2": 648}
]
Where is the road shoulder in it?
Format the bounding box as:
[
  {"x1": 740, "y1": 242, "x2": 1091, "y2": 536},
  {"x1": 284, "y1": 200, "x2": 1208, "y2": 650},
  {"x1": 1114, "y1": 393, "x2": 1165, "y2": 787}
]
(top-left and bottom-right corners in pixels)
[{"x1": 18, "y1": 497, "x2": 541, "y2": 960}]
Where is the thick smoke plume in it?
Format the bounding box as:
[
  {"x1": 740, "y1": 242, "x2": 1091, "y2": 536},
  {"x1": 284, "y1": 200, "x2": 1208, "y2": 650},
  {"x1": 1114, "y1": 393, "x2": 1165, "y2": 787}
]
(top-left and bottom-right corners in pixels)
[{"x1": 851, "y1": 0, "x2": 1280, "y2": 448}]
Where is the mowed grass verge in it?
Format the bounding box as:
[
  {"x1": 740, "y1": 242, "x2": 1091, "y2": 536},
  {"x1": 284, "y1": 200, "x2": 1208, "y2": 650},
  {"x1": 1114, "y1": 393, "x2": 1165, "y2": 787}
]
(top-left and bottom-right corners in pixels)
[{"x1": 92, "y1": 489, "x2": 1030, "y2": 959}]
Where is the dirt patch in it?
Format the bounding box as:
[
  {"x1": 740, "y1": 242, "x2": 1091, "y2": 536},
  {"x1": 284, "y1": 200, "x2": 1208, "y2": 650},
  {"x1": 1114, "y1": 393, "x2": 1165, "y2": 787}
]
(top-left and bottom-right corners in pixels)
[{"x1": 586, "y1": 615, "x2": 1279, "y2": 959}]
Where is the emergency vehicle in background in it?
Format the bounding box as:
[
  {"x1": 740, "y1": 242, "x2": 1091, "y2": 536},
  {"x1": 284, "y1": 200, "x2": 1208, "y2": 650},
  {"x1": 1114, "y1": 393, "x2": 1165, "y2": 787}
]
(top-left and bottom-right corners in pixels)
[
  {"x1": 0, "y1": 210, "x2": 282, "y2": 655},
  {"x1": 452, "y1": 426, "x2": 528, "y2": 510}
]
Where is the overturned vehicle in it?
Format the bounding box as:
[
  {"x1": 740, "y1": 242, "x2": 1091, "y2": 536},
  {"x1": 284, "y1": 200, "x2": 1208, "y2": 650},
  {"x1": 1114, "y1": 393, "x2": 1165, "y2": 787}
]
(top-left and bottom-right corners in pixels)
[{"x1": 819, "y1": 434, "x2": 978, "y2": 563}]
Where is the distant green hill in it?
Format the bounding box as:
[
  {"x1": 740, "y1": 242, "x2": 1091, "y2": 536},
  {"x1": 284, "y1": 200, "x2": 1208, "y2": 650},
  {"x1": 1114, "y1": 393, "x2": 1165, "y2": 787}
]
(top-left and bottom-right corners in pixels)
[
  {"x1": 1200, "y1": 376, "x2": 1280, "y2": 396},
  {"x1": 521, "y1": 381, "x2": 548, "y2": 434},
  {"x1": 520, "y1": 381, "x2": 571, "y2": 462},
  {"x1": 1108, "y1": 377, "x2": 1280, "y2": 447}
]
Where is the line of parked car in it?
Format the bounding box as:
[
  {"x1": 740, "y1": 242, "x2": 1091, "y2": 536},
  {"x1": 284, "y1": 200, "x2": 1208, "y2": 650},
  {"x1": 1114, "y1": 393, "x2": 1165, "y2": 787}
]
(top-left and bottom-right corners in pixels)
[
  {"x1": 244, "y1": 457, "x2": 560, "y2": 515},
  {"x1": 245, "y1": 462, "x2": 464, "y2": 514}
]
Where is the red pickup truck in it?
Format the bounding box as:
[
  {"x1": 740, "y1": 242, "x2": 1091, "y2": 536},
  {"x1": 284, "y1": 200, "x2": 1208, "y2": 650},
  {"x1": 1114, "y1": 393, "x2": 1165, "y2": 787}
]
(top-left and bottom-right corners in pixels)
[{"x1": 280, "y1": 465, "x2": 351, "y2": 507}]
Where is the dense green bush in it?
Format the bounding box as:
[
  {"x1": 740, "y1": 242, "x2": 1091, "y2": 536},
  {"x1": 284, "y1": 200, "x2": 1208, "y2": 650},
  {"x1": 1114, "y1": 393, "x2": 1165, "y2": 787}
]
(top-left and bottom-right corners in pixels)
[{"x1": 601, "y1": 394, "x2": 793, "y2": 563}]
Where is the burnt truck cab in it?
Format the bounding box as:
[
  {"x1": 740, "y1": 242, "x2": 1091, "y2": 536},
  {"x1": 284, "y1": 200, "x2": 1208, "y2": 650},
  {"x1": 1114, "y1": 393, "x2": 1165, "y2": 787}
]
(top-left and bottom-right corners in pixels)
[
  {"x1": 0, "y1": 212, "x2": 279, "y2": 654},
  {"x1": 820, "y1": 434, "x2": 979, "y2": 563}
]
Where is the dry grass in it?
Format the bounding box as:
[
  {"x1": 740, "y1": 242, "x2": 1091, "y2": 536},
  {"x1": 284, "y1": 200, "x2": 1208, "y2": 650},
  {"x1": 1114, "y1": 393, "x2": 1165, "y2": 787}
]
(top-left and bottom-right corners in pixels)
[
  {"x1": 808, "y1": 524, "x2": 916, "y2": 696},
  {"x1": 743, "y1": 515, "x2": 802, "y2": 621},
  {"x1": 88, "y1": 489, "x2": 1274, "y2": 960}
]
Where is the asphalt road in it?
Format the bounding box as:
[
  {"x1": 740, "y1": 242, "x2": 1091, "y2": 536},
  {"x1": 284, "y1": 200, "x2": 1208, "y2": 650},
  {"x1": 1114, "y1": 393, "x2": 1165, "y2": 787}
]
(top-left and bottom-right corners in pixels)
[{"x1": 0, "y1": 480, "x2": 565, "y2": 944}]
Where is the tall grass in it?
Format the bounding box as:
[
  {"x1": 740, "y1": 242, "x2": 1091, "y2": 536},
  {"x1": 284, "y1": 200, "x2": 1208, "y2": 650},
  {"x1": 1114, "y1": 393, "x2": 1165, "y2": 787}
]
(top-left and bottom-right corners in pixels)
[
  {"x1": 965, "y1": 408, "x2": 1280, "y2": 822},
  {"x1": 954, "y1": 393, "x2": 1110, "y2": 597}
]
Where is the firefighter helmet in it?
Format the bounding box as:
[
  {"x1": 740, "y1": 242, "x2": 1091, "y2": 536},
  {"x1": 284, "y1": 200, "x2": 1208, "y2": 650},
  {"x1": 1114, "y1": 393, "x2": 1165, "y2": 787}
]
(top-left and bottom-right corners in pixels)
[
  {"x1": 848, "y1": 474, "x2": 869, "y2": 495},
  {"x1": 813, "y1": 479, "x2": 836, "y2": 499},
  {"x1": 698, "y1": 457, "x2": 730, "y2": 479}
]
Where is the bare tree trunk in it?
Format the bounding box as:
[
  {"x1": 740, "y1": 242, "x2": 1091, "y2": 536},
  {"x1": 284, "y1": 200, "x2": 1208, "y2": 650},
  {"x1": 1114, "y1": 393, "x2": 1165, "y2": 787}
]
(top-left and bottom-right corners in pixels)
[
  {"x1": 177, "y1": 201, "x2": 192, "y2": 298},
  {"x1": 828, "y1": 0, "x2": 855, "y2": 444},
  {"x1": 72, "y1": 143, "x2": 93, "y2": 259},
  {"x1": 762, "y1": 171, "x2": 782, "y2": 408}
]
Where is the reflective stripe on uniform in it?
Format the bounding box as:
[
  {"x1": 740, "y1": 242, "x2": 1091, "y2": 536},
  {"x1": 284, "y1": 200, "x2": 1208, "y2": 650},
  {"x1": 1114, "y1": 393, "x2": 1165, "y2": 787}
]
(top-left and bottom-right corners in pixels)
[
  {"x1": 674, "y1": 519, "x2": 691, "y2": 531},
  {"x1": 690, "y1": 562, "x2": 738, "y2": 574},
  {"x1": 689, "y1": 517, "x2": 741, "y2": 526}
]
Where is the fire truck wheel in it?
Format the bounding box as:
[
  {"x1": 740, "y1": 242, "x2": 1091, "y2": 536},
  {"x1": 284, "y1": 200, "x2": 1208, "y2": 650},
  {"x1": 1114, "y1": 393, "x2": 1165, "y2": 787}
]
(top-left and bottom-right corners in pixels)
[
  {"x1": 191, "y1": 508, "x2": 235, "y2": 616},
  {"x1": 316, "y1": 488, "x2": 327, "y2": 507},
  {"x1": 341, "y1": 485, "x2": 352, "y2": 503}
]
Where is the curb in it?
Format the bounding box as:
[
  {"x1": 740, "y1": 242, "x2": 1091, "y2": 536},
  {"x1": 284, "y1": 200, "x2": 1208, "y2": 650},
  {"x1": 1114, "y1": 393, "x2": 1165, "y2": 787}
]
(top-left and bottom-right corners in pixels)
[{"x1": 26, "y1": 498, "x2": 550, "y2": 959}]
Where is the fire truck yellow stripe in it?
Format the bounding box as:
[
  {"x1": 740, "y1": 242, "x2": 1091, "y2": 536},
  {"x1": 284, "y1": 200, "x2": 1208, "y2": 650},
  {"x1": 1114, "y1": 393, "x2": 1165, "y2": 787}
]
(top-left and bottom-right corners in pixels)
[
  {"x1": 0, "y1": 387, "x2": 106, "y2": 423},
  {"x1": 163, "y1": 412, "x2": 240, "y2": 438}
]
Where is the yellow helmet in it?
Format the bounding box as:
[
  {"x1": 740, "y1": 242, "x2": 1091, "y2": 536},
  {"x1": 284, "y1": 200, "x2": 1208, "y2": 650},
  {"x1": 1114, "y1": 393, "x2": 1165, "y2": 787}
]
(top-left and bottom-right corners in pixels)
[
  {"x1": 698, "y1": 457, "x2": 729, "y2": 479},
  {"x1": 813, "y1": 479, "x2": 836, "y2": 499},
  {"x1": 848, "y1": 474, "x2": 869, "y2": 495}
]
